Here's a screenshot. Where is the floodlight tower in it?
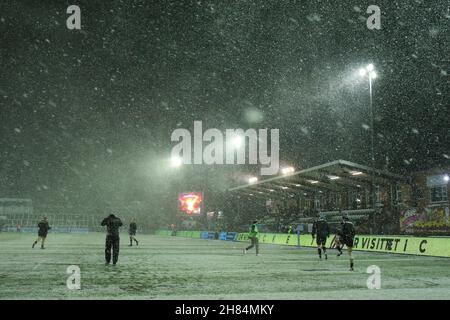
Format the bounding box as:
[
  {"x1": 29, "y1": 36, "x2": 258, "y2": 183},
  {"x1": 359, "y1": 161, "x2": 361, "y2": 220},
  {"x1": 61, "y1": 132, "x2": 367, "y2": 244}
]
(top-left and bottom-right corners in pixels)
[{"x1": 359, "y1": 64, "x2": 378, "y2": 231}]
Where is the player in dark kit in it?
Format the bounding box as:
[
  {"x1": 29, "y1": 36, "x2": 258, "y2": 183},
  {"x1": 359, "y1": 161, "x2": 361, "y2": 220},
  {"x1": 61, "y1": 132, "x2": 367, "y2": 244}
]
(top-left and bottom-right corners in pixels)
[
  {"x1": 335, "y1": 220, "x2": 344, "y2": 257},
  {"x1": 101, "y1": 213, "x2": 123, "y2": 266},
  {"x1": 340, "y1": 216, "x2": 356, "y2": 271},
  {"x1": 312, "y1": 215, "x2": 330, "y2": 260},
  {"x1": 32, "y1": 216, "x2": 51, "y2": 249},
  {"x1": 334, "y1": 234, "x2": 344, "y2": 257},
  {"x1": 128, "y1": 218, "x2": 139, "y2": 247}
]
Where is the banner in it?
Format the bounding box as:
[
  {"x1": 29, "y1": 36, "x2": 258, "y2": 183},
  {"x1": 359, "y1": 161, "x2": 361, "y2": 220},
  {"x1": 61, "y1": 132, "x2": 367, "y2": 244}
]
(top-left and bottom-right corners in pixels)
[
  {"x1": 237, "y1": 232, "x2": 450, "y2": 258},
  {"x1": 351, "y1": 235, "x2": 436, "y2": 256},
  {"x1": 237, "y1": 233, "x2": 248, "y2": 241},
  {"x1": 218, "y1": 232, "x2": 238, "y2": 241},
  {"x1": 201, "y1": 231, "x2": 209, "y2": 239},
  {"x1": 199, "y1": 231, "x2": 216, "y2": 239},
  {"x1": 225, "y1": 232, "x2": 238, "y2": 241},
  {"x1": 155, "y1": 229, "x2": 172, "y2": 236},
  {"x1": 156, "y1": 230, "x2": 450, "y2": 257},
  {"x1": 400, "y1": 206, "x2": 450, "y2": 235}
]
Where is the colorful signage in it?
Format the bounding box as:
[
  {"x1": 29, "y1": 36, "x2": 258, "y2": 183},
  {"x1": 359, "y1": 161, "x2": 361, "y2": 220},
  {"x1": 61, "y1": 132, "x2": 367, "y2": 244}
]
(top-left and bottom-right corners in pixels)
[{"x1": 178, "y1": 192, "x2": 203, "y2": 215}]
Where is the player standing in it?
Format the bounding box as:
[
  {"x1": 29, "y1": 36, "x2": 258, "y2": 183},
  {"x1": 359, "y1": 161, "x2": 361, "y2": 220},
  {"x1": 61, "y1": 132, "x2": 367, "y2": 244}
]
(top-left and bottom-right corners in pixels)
[
  {"x1": 128, "y1": 218, "x2": 139, "y2": 247},
  {"x1": 243, "y1": 220, "x2": 259, "y2": 256},
  {"x1": 101, "y1": 213, "x2": 123, "y2": 266},
  {"x1": 311, "y1": 214, "x2": 330, "y2": 260},
  {"x1": 32, "y1": 216, "x2": 51, "y2": 249}
]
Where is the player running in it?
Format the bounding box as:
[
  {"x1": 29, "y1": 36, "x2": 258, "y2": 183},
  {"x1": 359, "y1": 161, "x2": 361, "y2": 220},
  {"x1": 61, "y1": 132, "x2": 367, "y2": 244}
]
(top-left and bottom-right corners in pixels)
[
  {"x1": 243, "y1": 220, "x2": 259, "y2": 256},
  {"x1": 334, "y1": 233, "x2": 344, "y2": 257},
  {"x1": 128, "y1": 218, "x2": 139, "y2": 247},
  {"x1": 334, "y1": 220, "x2": 344, "y2": 257},
  {"x1": 312, "y1": 214, "x2": 330, "y2": 260},
  {"x1": 32, "y1": 216, "x2": 51, "y2": 249},
  {"x1": 339, "y1": 215, "x2": 356, "y2": 271},
  {"x1": 101, "y1": 213, "x2": 123, "y2": 266}
]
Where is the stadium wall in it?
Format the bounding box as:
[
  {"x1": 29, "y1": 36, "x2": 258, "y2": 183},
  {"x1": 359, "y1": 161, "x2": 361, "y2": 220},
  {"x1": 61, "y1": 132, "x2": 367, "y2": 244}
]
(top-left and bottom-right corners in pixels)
[{"x1": 156, "y1": 229, "x2": 450, "y2": 258}]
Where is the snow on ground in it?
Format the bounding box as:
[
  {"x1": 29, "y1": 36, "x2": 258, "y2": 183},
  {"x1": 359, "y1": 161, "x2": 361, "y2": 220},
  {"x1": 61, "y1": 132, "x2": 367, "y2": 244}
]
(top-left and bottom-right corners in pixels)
[{"x1": 0, "y1": 233, "x2": 449, "y2": 299}]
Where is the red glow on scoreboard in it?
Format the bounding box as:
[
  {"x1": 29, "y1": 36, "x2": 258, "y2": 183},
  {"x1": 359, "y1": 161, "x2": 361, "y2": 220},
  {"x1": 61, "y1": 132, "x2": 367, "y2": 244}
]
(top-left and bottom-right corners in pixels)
[{"x1": 178, "y1": 192, "x2": 203, "y2": 215}]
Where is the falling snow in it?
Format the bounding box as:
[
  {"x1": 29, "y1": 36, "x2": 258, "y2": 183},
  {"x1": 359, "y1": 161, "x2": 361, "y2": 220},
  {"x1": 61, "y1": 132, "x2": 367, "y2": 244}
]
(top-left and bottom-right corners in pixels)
[{"x1": 0, "y1": 0, "x2": 448, "y2": 225}]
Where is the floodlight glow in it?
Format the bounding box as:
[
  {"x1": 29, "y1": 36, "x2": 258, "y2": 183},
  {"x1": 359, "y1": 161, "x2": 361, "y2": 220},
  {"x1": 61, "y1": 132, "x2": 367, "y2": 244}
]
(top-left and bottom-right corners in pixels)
[
  {"x1": 370, "y1": 71, "x2": 377, "y2": 79},
  {"x1": 444, "y1": 175, "x2": 449, "y2": 182},
  {"x1": 269, "y1": 189, "x2": 275, "y2": 192},
  {"x1": 328, "y1": 175, "x2": 340, "y2": 180},
  {"x1": 359, "y1": 68, "x2": 367, "y2": 76},
  {"x1": 350, "y1": 171, "x2": 363, "y2": 176},
  {"x1": 281, "y1": 186, "x2": 288, "y2": 189},
  {"x1": 170, "y1": 156, "x2": 183, "y2": 167},
  {"x1": 367, "y1": 64, "x2": 374, "y2": 72},
  {"x1": 232, "y1": 135, "x2": 243, "y2": 148},
  {"x1": 308, "y1": 180, "x2": 319, "y2": 184},
  {"x1": 295, "y1": 184, "x2": 301, "y2": 187},
  {"x1": 248, "y1": 177, "x2": 258, "y2": 184},
  {"x1": 281, "y1": 166, "x2": 295, "y2": 175}
]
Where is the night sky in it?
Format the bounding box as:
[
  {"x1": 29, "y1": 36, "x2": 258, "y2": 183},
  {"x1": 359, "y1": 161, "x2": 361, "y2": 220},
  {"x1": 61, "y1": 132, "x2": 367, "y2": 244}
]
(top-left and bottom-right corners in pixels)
[{"x1": 1, "y1": 0, "x2": 449, "y2": 213}]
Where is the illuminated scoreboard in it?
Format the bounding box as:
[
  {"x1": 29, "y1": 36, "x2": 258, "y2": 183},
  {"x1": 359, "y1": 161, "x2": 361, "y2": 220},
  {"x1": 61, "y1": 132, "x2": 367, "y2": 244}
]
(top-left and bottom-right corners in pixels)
[{"x1": 178, "y1": 192, "x2": 203, "y2": 216}]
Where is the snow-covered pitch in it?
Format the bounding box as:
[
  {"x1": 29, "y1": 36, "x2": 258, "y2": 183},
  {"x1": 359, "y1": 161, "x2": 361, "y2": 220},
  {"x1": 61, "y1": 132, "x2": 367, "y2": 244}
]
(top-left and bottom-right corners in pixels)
[{"x1": 0, "y1": 232, "x2": 449, "y2": 299}]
